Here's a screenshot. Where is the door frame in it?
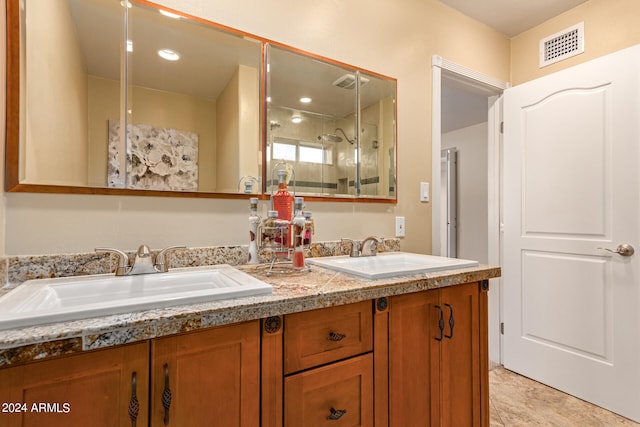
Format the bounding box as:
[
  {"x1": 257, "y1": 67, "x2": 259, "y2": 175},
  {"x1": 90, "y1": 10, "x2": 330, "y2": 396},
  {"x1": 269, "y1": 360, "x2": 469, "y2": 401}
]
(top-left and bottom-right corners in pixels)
[{"x1": 431, "y1": 56, "x2": 508, "y2": 364}]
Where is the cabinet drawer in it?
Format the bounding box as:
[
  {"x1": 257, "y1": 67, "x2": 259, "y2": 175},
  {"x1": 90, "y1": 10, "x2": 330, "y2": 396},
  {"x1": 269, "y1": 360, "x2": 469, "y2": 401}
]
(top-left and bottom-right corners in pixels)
[
  {"x1": 284, "y1": 301, "x2": 373, "y2": 374},
  {"x1": 284, "y1": 353, "x2": 373, "y2": 427}
]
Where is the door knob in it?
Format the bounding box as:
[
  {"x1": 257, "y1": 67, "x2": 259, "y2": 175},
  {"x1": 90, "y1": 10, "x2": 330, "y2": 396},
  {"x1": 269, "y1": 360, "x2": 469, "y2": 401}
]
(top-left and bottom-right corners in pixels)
[{"x1": 598, "y1": 244, "x2": 635, "y2": 257}]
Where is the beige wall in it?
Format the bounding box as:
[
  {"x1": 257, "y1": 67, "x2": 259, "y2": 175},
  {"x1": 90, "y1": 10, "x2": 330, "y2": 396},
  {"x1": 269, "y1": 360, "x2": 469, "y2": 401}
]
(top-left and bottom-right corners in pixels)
[
  {"x1": 238, "y1": 65, "x2": 261, "y2": 184},
  {"x1": 4, "y1": 0, "x2": 510, "y2": 255},
  {"x1": 86, "y1": 76, "x2": 119, "y2": 187},
  {"x1": 511, "y1": 0, "x2": 640, "y2": 84},
  {"x1": 23, "y1": 0, "x2": 87, "y2": 186},
  {"x1": 216, "y1": 68, "x2": 241, "y2": 192},
  {"x1": 217, "y1": 65, "x2": 261, "y2": 193}
]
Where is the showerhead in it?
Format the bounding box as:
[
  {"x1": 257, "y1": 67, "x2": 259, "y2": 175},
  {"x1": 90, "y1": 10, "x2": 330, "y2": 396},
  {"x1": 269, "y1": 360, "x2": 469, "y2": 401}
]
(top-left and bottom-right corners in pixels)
[
  {"x1": 318, "y1": 134, "x2": 343, "y2": 143},
  {"x1": 334, "y1": 128, "x2": 355, "y2": 145},
  {"x1": 318, "y1": 128, "x2": 355, "y2": 144}
]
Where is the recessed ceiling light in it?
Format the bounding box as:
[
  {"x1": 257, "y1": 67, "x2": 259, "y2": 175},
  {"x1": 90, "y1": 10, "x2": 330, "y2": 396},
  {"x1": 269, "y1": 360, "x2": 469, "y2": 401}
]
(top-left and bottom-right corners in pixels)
[
  {"x1": 266, "y1": 96, "x2": 272, "y2": 103},
  {"x1": 120, "y1": 1, "x2": 132, "y2": 8},
  {"x1": 299, "y1": 97, "x2": 312, "y2": 103},
  {"x1": 158, "y1": 49, "x2": 180, "y2": 61},
  {"x1": 291, "y1": 116, "x2": 302, "y2": 124},
  {"x1": 159, "y1": 10, "x2": 181, "y2": 19}
]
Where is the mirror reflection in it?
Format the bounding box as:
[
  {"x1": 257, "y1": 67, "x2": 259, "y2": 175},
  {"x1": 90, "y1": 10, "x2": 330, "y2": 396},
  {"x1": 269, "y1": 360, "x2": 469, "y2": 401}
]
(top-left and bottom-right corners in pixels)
[
  {"x1": 17, "y1": 0, "x2": 262, "y2": 194},
  {"x1": 265, "y1": 44, "x2": 396, "y2": 199}
]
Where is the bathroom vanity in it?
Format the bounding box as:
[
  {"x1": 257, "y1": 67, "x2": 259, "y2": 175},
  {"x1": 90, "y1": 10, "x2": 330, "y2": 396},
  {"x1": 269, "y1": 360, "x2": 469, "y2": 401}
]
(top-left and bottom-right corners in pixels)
[{"x1": 0, "y1": 262, "x2": 499, "y2": 426}]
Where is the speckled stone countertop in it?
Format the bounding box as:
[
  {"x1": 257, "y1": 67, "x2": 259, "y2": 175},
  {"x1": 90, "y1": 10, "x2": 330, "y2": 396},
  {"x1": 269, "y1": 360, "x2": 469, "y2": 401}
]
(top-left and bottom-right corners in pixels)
[{"x1": 0, "y1": 262, "x2": 500, "y2": 368}]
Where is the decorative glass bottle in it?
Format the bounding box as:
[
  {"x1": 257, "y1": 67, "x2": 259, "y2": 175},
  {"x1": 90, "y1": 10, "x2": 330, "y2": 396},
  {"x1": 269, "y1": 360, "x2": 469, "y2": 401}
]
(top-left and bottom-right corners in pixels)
[
  {"x1": 273, "y1": 169, "x2": 293, "y2": 221},
  {"x1": 303, "y1": 211, "x2": 314, "y2": 246},
  {"x1": 261, "y1": 210, "x2": 278, "y2": 252},
  {"x1": 248, "y1": 198, "x2": 259, "y2": 264},
  {"x1": 272, "y1": 169, "x2": 293, "y2": 249},
  {"x1": 292, "y1": 197, "x2": 306, "y2": 269}
]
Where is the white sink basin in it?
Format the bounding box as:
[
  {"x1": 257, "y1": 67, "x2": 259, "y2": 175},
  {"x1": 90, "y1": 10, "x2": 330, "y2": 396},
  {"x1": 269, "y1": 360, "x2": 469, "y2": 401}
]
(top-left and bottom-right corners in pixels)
[
  {"x1": 307, "y1": 252, "x2": 479, "y2": 279},
  {"x1": 0, "y1": 265, "x2": 272, "y2": 330}
]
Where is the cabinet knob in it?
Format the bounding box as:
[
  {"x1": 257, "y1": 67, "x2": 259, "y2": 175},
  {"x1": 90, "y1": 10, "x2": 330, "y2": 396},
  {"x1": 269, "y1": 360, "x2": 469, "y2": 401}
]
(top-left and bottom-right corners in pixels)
[
  {"x1": 327, "y1": 407, "x2": 347, "y2": 420},
  {"x1": 328, "y1": 331, "x2": 347, "y2": 341}
]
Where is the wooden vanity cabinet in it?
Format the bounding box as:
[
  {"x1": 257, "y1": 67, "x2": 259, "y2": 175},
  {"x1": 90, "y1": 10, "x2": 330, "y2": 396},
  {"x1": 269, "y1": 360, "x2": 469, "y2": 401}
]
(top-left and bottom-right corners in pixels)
[
  {"x1": 0, "y1": 341, "x2": 149, "y2": 427},
  {"x1": 388, "y1": 281, "x2": 489, "y2": 427},
  {"x1": 0, "y1": 280, "x2": 490, "y2": 427},
  {"x1": 150, "y1": 320, "x2": 261, "y2": 427}
]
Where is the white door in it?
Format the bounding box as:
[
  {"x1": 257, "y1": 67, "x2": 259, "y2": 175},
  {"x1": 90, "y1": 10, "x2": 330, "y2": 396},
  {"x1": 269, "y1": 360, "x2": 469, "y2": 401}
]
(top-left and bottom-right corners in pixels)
[{"x1": 503, "y1": 45, "x2": 640, "y2": 421}]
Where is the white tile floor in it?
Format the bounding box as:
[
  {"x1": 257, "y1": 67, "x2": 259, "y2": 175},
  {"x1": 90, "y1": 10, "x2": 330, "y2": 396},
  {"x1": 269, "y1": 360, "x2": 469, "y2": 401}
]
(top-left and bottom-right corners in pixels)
[{"x1": 490, "y1": 367, "x2": 640, "y2": 426}]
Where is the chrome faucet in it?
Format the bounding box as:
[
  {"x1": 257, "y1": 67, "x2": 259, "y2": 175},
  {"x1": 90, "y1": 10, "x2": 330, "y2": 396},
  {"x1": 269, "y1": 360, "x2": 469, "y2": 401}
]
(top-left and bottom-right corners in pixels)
[
  {"x1": 96, "y1": 244, "x2": 186, "y2": 276},
  {"x1": 361, "y1": 236, "x2": 382, "y2": 256},
  {"x1": 341, "y1": 237, "x2": 382, "y2": 257}
]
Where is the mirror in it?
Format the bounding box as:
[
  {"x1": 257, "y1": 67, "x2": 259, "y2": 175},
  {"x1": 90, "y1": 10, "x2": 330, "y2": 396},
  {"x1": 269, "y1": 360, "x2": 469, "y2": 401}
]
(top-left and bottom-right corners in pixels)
[
  {"x1": 265, "y1": 44, "x2": 396, "y2": 200},
  {"x1": 6, "y1": 0, "x2": 262, "y2": 195},
  {"x1": 6, "y1": 1, "x2": 397, "y2": 201}
]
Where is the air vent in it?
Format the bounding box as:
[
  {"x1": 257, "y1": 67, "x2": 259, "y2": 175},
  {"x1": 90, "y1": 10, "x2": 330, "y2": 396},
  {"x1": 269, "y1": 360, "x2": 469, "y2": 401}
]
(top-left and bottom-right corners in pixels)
[
  {"x1": 539, "y1": 22, "x2": 584, "y2": 68},
  {"x1": 332, "y1": 74, "x2": 370, "y2": 90}
]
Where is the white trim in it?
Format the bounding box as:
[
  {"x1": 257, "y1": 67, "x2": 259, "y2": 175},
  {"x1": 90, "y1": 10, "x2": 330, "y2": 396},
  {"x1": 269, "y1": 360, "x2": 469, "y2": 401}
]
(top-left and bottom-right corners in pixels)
[
  {"x1": 487, "y1": 95, "x2": 503, "y2": 365},
  {"x1": 433, "y1": 56, "x2": 509, "y2": 91},
  {"x1": 432, "y1": 64, "x2": 443, "y2": 255},
  {"x1": 431, "y1": 55, "x2": 508, "y2": 364}
]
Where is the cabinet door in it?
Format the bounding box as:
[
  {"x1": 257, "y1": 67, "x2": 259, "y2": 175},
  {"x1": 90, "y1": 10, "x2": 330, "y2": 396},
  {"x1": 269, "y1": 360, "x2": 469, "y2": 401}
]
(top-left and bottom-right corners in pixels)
[
  {"x1": 440, "y1": 282, "x2": 481, "y2": 427},
  {"x1": 0, "y1": 342, "x2": 149, "y2": 427},
  {"x1": 151, "y1": 320, "x2": 261, "y2": 427},
  {"x1": 388, "y1": 290, "x2": 440, "y2": 427},
  {"x1": 284, "y1": 353, "x2": 373, "y2": 427}
]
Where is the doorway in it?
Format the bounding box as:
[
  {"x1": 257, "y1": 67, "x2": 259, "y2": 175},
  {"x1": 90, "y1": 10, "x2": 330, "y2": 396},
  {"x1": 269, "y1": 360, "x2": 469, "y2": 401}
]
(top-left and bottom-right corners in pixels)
[{"x1": 431, "y1": 56, "x2": 507, "y2": 365}]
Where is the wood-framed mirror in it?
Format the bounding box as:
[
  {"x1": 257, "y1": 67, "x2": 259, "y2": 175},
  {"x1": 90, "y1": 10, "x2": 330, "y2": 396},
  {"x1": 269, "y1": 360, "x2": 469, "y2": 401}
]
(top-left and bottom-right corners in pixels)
[{"x1": 5, "y1": 0, "x2": 397, "y2": 203}]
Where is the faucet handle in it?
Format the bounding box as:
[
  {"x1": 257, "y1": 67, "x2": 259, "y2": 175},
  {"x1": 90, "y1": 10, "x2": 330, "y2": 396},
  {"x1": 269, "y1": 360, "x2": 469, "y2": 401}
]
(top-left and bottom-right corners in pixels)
[
  {"x1": 136, "y1": 244, "x2": 152, "y2": 258},
  {"x1": 96, "y1": 247, "x2": 130, "y2": 276},
  {"x1": 340, "y1": 238, "x2": 360, "y2": 257},
  {"x1": 155, "y1": 245, "x2": 187, "y2": 272}
]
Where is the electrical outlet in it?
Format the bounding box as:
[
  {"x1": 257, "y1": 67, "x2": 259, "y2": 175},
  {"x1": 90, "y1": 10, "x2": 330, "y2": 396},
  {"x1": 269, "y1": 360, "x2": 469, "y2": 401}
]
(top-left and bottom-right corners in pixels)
[{"x1": 395, "y1": 216, "x2": 405, "y2": 237}]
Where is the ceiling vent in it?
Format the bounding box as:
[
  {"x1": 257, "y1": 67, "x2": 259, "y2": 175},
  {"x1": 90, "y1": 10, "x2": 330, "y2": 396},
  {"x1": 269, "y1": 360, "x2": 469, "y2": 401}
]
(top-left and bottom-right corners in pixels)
[
  {"x1": 539, "y1": 22, "x2": 584, "y2": 68},
  {"x1": 332, "y1": 74, "x2": 370, "y2": 90}
]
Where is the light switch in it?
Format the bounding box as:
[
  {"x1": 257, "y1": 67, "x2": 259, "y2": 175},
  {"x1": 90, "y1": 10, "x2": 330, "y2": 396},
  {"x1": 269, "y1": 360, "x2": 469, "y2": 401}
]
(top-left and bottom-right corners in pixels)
[
  {"x1": 420, "y1": 182, "x2": 430, "y2": 202},
  {"x1": 395, "y1": 216, "x2": 405, "y2": 237}
]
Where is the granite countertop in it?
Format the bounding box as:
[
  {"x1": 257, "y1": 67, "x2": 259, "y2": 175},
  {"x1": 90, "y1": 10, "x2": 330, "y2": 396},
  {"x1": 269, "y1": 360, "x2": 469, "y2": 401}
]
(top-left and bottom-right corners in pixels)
[{"x1": 0, "y1": 263, "x2": 500, "y2": 368}]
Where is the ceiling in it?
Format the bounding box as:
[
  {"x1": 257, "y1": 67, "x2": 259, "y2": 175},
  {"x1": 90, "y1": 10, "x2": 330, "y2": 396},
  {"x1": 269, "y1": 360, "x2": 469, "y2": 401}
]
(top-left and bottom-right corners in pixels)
[
  {"x1": 439, "y1": 0, "x2": 589, "y2": 37},
  {"x1": 440, "y1": 0, "x2": 589, "y2": 133}
]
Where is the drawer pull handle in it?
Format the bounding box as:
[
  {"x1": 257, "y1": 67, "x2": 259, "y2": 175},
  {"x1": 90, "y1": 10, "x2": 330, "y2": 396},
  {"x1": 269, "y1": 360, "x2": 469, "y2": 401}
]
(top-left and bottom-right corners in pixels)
[
  {"x1": 128, "y1": 372, "x2": 140, "y2": 427},
  {"x1": 445, "y1": 303, "x2": 454, "y2": 339},
  {"x1": 328, "y1": 331, "x2": 346, "y2": 341},
  {"x1": 435, "y1": 305, "x2": 444, "y2": 341},
  {"x1": 162, "y1": 364, "x2": 172, "y2": 426},
  {"x1": 327, "y1": 407, "x2": 347, "y2": 420}
]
